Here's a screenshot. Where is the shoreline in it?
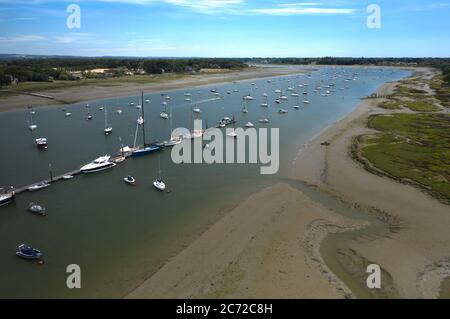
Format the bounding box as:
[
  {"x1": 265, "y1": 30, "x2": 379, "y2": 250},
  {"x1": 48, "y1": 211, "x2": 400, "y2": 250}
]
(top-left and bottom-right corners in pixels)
[
  {"x1": 124, "y1": 69, "x2": 414, "y2": 299},
  {"x1": 293, "y1": 66, "x2": 450, "y2": 298},
  {"x1": 0, "y1": 65, "x2": 309, "y2": 113},
  {"x1": 123, "y1": 66, "x2": 449, "y2": 299}
]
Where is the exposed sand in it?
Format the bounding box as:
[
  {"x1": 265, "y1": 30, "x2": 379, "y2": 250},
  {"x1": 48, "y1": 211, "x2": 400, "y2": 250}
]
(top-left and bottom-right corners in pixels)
[
  {"x1": 125, "y1": 66, "x2": 448, "y2": 299},
  {"x1": 293, "y1": 67, "x2": 450, "y2": 298},
  {"x1": 127, "y1": 183, "x2": 365, "y2": 299},
  {"x1": 0, "y1": 65, "x2": 309, "y2": 113}
]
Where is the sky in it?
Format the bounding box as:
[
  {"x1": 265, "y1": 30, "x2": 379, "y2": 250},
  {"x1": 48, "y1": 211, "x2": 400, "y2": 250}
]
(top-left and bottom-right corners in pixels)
[{"x1": 0, "y1": 0, "x2": 449, "y2": 57}]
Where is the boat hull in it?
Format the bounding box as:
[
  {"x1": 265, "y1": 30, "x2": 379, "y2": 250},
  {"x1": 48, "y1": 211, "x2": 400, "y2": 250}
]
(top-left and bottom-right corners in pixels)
[
  {"x1": 131, "y1": 146, "x2": 162, "y2": 157},
  {"x1": 81, "y1": 163, "x2": 116, "y2": 174}
]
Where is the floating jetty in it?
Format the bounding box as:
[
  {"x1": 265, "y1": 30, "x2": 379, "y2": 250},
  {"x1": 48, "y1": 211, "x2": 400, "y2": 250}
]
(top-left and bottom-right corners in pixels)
[{"x1": 13, "y1": 155, "x2": 125, "y2": 195}]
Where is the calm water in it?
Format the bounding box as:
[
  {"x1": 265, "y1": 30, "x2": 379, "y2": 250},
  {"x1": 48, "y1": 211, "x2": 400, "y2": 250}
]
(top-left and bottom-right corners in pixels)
[{"x1": 0, "y1": 67, "x2": 410, "y2": 298}]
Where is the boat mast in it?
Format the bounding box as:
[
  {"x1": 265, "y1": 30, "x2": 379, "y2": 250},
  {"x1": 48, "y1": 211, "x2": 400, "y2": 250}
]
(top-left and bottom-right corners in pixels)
[
  {"x1": 104, "y1": 105, "x2": 107, "y2": 129},
  {"x1": 141, "y1": 91, "x2": 147, "y2": 146}
]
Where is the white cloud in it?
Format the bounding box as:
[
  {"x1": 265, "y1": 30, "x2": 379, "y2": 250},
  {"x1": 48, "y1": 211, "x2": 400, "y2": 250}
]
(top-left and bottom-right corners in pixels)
[
  {"x1": 250, "y1": 7, "x2": 356, "y2": 15},
  {"x1": 0, "y1": 35, "x2": 46, "y2": 43}
]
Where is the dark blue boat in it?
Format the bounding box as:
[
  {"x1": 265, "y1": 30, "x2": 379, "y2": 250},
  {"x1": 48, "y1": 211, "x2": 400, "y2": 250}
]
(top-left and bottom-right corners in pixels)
[
  {"x1": 16, "y1": 244, "x2": 43, "y2": 260},
  {"x1": 131, "y1": 91, "x2": 163, "y2": 157},
  {"x1": 131, "y1": 144, "x2": 162, "y2": 157}
]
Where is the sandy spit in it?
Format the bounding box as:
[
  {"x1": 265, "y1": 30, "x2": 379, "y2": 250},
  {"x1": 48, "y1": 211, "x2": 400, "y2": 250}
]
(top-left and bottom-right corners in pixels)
[{"x1": 126, "y1": 183, "x2": 366, "y2": 299}]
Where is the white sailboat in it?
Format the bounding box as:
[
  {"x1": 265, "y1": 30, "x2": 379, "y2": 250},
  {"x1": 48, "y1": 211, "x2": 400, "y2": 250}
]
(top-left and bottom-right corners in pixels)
[
  {"x1": 160, "y1": 101, "x2": 169, "y2": 119},
  {"x1": 153, "y1": 154, "x2": 166, "y2": 191},
  {"x1": 28, "y1": 107, "x2": 37, "y2": 131},
  {"x1": 104, "y1": 106, "x2": 112, "y2": 135},
  {"x1": 164, "y1": 101, "x2": 182, "y2": 147}
]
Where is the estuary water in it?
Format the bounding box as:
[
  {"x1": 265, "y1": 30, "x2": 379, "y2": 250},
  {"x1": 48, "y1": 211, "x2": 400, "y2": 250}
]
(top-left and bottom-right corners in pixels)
[{"x1": 0, "y1": 67, "x2": 410, "y2": 298}]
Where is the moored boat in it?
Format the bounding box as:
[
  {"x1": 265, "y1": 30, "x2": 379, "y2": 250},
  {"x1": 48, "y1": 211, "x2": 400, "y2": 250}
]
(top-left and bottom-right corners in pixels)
[
  {"x1": 80, "y1": 155, "x2": 116, "y2": 173},
  {"x1": 28, "y1": 202, "x2": 46, "y2": 216},
  {"x1": 35, "y1": 138, "x2": 48, "y2": 149},
  {"x1": 16, "y1": 244, "x2": 43, "y2": 260},
  {"x1": 28, "y1": 182, "x2": 50, "y2": 192},
  {"x1": 0, "y1": 188, "x2": 15, "y2": 207},
  {"x1": 124, "y1": 175, "x2": 136, "y2": 185}
]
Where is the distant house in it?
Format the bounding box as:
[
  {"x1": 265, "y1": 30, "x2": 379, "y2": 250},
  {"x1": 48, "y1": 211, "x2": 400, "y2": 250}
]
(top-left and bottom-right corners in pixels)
[
  {"x1": 69, "y1": 71, "x2": 83, "y2": 80},
  {"x1": 133, "y1": 68, "x2": 146, "y2": 75}
]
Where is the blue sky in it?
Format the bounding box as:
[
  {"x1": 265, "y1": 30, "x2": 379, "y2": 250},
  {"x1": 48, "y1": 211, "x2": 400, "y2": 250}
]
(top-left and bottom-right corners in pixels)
[{"x1": 0, "y1": 0, "x2": 449, "y2": 57}]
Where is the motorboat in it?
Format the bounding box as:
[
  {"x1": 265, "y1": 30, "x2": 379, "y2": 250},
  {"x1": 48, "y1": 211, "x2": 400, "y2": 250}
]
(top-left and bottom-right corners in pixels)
[
  {"x1": 258, "y1": 118, "x2": 270, "y2": 124},
  {"x1": 28, "y1": 202, "x2": 46, "y2": 216},
  {"x1": 245, "y1": 122, "x2": 255, "y2": 128},
  {"x1": 0, "y1": 188, "x2": 15, "y2": 207},
  {"x1": 80, "y1": 155, "x2": 116, "y2": 173},
  {"x1": 117, "y1": 109, "x2": 122, "y2": 115},
  {"x1": 16, "y1": 244, "x2": 43, "y2": 260},
  {"x1": 278, "y1": 109, "x2": 288, "y2": 114},
  {"x1": 293, "y1": 105, "x2": 300, "y2": 109},
  {"x1": 124, "y1": 176, "x2": 136, "y2": 185},
  {"x1": 28, "y1": 182, "x2": 50, "y2": 192},
  {"x1": 65, "y1": 112, "x2": 72, "y2": 117},
  {"x1": 62, "y1": 175, "x2": 74, "y2": 180},
  {"x1": 35, "y1": 138, "x2": 48, "y2": 149},
  {"x1": 219, "y1": 117, "x2": 232, "y2": 128},
  {"x1": 227, "y1": 131, "x2": 238, "y2": 138},
  {"x1": 163, "y1": 137, "x2": 182, "y2": 147},
  {"x1": 243, "y1": 95, "x2": 254, "y2": 100},
  {"x1": 303, "y1": 100, "x2": 310, "y2": 104},
  {"x1": 242, "y1": 107, "x2": 248, "y2": 114},
  {"x1": 193, "y1": 108, "x2": 201, "y2": 114},
  {"x1": 145, "y1": 99, "x2": 150, "y2": 103}
]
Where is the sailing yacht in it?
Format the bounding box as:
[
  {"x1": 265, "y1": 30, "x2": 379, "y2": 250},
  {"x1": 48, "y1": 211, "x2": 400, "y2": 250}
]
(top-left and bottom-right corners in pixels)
[
  {"x1": 153, "y1": 154, "x2": 166, "y2": 191},
  {"x1": 193, "y1": 106, "x2": 201, "y2": 114},
  {"x1": 164, "y1": 100, "x2": 182, "y2": 147},
  {"x1": 86, "y1": 104, "x2": 93, "y2": 120},
  {"x1": 242, "y1": 101, "x2": 249, "y2": 114},
  {"x1": 160, "y1": 101, "x2": 169, "y2": 119},
  {"x1": 132, "y1": 92, "x2": 162, "y2": 157},
  {"x1": 104, "y1": 106, "x2": 112, "y2": 135},
  {"x1": 28, "y1": 107, "x2": 37, "y2": 131}
]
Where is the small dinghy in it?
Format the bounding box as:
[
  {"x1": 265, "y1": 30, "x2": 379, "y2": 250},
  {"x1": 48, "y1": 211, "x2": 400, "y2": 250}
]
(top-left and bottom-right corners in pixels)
[
  {"x1": 16, "y1": 244, "x2": 43, "y2": 260},
  {"x1": 28, "y1": 202, "x2": 46, "y2": 216},
  {"x1": 28, "y1": 182, "x2": 50, "y2": 192},
  {"x1": 124, "y1": 175, "x2": 136, "y2": 185}
]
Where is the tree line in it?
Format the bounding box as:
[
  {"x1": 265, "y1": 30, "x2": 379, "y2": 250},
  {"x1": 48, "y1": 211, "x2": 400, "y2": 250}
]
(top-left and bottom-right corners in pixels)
[{"x1": 0, "y1": 57, "x2": 247, "y2": 86}]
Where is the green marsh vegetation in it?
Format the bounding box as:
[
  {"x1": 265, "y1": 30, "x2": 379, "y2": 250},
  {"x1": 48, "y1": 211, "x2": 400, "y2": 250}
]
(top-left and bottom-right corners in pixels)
[{"x1": 360, "y1": 113, "x2": 450, "y2": 202}]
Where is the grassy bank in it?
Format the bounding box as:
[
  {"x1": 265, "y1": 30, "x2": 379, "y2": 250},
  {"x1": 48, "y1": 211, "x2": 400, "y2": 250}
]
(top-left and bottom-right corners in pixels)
[
  {"x1": 353, "y1": 69, "x2": 450, "y2": 204},
  {"x1": 359, "y1": 113, "x2": 450, "y2": 203}
]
